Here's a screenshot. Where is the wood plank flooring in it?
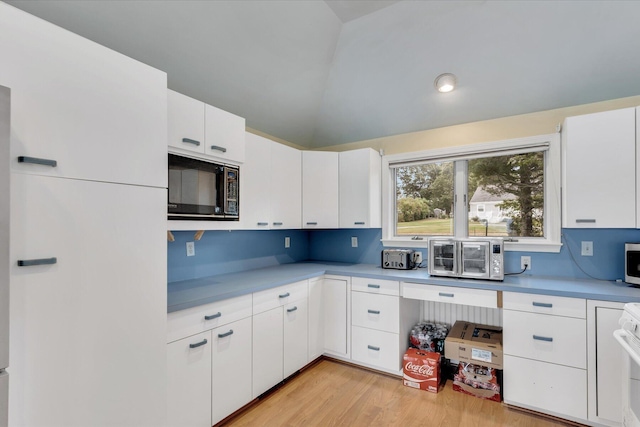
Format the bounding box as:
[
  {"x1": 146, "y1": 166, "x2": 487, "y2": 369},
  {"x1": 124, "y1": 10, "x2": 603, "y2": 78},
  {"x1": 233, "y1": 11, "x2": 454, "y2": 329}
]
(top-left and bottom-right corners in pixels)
[{"x1": 221, "y1": 359, "x2": 577, "y2": 427}]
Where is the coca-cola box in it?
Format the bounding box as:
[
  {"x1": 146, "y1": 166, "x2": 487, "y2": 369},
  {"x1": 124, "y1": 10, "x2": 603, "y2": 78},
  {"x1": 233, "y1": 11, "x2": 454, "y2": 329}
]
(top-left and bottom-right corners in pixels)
[{"x1": 402, "y1": 348, "x2": 441, "y2": 393}]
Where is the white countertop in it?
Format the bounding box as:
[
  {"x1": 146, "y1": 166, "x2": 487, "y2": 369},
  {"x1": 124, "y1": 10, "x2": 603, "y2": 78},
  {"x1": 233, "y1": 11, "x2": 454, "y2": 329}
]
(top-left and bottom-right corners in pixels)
[{"x1": 167, "y1": 261, "x2": 640, "y2": 312}]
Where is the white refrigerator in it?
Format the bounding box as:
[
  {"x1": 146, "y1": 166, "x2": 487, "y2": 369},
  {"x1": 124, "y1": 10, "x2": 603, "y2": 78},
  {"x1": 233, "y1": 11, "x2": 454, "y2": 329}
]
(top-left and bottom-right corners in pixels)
[{"x1": 0, "y1": 85, "x2": 10, "y2": 427}]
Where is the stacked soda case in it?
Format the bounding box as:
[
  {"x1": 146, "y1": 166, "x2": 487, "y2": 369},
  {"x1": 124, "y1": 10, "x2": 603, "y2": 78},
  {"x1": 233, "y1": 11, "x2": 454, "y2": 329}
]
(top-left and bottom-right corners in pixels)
[{"x1": 409, "y1": 322, "x2": 450, "y2": 354}]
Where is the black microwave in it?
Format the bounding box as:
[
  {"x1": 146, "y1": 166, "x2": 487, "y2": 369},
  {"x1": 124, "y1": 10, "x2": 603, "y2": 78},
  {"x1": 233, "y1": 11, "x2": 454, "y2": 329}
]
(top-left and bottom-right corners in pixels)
[{"x1": 168, "y1": 153, "x2": 239, "y2": 220}]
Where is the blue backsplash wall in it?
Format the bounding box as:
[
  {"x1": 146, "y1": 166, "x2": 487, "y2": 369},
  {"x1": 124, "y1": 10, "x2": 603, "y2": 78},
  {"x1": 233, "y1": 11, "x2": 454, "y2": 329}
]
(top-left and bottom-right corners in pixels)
[{"x1": 167, "y1": 227, "x2": 640, "y2": 282}]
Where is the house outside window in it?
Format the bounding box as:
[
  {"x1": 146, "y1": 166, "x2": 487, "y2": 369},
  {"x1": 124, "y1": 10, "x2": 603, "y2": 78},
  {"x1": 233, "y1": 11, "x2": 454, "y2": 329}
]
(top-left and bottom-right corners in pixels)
[{"x1": 382, "y1": 134, "x2": 561, "y2": 253}]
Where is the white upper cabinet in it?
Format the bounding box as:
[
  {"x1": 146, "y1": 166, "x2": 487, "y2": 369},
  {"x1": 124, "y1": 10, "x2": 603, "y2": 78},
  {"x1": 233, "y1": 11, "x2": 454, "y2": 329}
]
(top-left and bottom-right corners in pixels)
[
  {"x1": 167, "y1": 89, "x2": 245, "y2": 164},
  {"x1": 339, "y1": 148, "x2": 381, "y2": 228},
  {"x1": 562, "y1": 107, "x2": 636, "y2": 228},
  {"x1": 302, "y1": 151, "x2": 339, "y2": 229},
  {"x1": 0, "y1": 4, "x2": 167, "y2": 188},
  {"x1": 242, "y1": 133, "x2": 301, "y2": 229}
]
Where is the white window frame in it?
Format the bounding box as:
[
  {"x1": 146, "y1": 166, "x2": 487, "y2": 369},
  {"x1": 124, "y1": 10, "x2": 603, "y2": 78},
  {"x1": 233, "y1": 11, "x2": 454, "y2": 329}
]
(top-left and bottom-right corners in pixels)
[{"x1": 381, "y1": 133, "x2": 562, "y2": 253}]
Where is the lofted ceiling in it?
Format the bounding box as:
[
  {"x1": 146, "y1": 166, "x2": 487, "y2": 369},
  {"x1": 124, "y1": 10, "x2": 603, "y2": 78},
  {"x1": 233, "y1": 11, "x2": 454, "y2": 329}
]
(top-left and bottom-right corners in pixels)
[{"x1": 6, "y1": 0, "x2": 640, "y2": 149}]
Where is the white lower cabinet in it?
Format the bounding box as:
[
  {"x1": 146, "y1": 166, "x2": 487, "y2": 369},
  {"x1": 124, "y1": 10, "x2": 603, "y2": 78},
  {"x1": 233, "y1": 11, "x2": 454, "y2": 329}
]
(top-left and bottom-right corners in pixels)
[
  {"x1": 252, "y1": 306, "x2": 284, "y2": 398},
  {"x1": 284, "y1": 299, "x2": 309, "y2": 378},
  {"x1": 351, "y1": 327, "x2": 400, "y2": 371},
  {"x1": 587, "y1": 300, "x2": 625, "y2": 426},
  {"x1": 322, "y1": 276, "x2": 351, "y2": 358},
  {"x1": 503, "y1": 292, "x2": 588, "y2": 423},
  {"x1": 212, "y1": 317, "x2": 253, "y2": 425},
  {"x1": 167, "y1": 332, "x2": 212, "y2": 427}
]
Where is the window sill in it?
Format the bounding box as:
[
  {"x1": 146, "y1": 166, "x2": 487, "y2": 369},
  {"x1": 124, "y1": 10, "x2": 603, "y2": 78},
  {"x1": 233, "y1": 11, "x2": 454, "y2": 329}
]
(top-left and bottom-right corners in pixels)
[{"x1": 381, "y1": 238, "x2": 562, "y2": 253}]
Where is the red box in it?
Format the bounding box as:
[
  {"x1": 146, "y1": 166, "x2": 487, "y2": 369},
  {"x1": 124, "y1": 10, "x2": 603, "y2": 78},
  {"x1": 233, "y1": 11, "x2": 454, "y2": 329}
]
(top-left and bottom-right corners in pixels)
[
  {"x1": 402, "y1": 348, "x2": 441, "y2": 393},
  {"x1": 452, "y1": 363, "x2": 501, "y2": 402}
]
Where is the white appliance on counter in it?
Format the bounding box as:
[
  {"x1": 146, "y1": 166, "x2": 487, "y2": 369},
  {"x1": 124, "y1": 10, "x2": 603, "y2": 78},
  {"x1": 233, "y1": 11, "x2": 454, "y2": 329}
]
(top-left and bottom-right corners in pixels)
[
  {"x1": 614, "y1": 303, "x2": 640, "y2": 427},
  {"x1": 0, "y1": 86, "x2": 9, "y2": 427}
]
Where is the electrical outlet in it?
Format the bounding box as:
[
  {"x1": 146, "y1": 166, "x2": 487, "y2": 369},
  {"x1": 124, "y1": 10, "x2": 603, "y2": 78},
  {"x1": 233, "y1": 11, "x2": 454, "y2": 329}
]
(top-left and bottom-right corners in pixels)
[
  {"x1": 413, "y1": 252, "x2": 422, "y2": 264},
  {"x1": 520, "y1": 256, "x2": 531, "y2": 270},
  {"x1": 285, "y1": 236, "x2": 290, "y2": 248},
  {"x1": 351, "y1": 237, "x2": 358, "y2": 248},
  {"x1": 581, "y1": 241, "x2": 593, "y2": 256},
  {"x1": 186, "y1": 241, "x2": 195, "y2": 257}
]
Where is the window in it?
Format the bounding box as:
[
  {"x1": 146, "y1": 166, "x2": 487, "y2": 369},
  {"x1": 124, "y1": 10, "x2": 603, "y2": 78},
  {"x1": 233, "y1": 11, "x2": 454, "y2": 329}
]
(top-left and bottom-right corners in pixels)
[{"x1": 382, "y1": 134, "x2": 561, "y2": 252}]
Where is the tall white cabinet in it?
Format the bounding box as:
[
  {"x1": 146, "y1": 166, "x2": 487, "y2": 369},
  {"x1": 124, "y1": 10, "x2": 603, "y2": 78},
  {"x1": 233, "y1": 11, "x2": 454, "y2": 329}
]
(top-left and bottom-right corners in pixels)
[
  {"x1": 302, "y1": 151, "x2": 339, "y2": 229},
  {"x1": 1, "y1": 4, "x2": 168, "y2": 426},
  {"x1": 562, "y1": 107, "x2": 637, "y2": 228},
  {"x1": 339, "y1": 148, "x2": 382, "y2": 228}
]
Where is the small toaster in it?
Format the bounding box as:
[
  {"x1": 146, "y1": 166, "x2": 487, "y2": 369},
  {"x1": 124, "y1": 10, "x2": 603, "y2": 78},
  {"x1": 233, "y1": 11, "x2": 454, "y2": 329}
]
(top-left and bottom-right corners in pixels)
[{"x1": 381, "y1": 249, "x2": 416, "y2": 270}]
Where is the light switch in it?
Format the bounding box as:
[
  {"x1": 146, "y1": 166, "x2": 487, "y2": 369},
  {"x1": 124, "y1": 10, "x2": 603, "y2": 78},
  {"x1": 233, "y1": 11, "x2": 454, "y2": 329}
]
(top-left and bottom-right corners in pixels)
[
  {"x1": 351, "y1": 237, "x2": 358, "y2": 248},
  {"x1": 581, "y1": 241, "x2": 593, "y2": 256}
]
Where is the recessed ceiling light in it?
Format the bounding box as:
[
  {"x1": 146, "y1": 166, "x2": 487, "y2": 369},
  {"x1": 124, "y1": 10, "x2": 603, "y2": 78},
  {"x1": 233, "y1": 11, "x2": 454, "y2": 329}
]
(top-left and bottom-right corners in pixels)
[{"x1": 434, "y1": 73, "x2": 457, "y2": 93}]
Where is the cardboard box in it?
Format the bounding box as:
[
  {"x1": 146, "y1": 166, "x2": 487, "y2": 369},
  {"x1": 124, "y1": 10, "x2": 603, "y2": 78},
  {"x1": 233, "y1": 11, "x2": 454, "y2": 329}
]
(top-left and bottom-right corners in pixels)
[
  {"x1": 444, "y1": 321, "x2": 503, "y2": 369},
  {"x1": 452, "y1": 363, "x2": 501, "y2": 402},
  {"x1": 402, "y1": 348, "x2": 441, "y2": 393}
]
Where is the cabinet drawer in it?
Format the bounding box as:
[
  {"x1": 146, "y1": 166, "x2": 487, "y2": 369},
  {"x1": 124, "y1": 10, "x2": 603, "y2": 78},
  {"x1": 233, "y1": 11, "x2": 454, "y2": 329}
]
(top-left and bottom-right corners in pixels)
[
  {"x1": 352, "y1": 277, "x2": 399, "y2": 296},
  {"x1": 402, "y1": 282, "x2": 498, "y2": 308},
  {"x1": 167, "y1": 294, "x2": 252, "y2": 343},
  {"x1": 351, "y1": 326, "x2": 400, "y2": 372},
  {"x1": 351, "y1": 292, "x2": 399, "y2": 333},
  {"x1": 503, "y1": 292, "x2": 586, "y2": 319},
  {"x1": 504, "y1": 355, "x2": 587, "y2": 421},
  {"x1": 503, "y1": 310, "x2": 586, "y2": 369},
  {"x1": 253, "y1": 280, "x2": 308, "y2": 315}
]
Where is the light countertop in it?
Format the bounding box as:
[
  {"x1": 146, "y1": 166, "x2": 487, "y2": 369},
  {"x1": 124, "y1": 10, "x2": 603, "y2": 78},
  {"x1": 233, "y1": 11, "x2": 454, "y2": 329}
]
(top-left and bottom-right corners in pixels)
[{"x1": 167, "y1": 262, "x2": 640, "y2": 313}]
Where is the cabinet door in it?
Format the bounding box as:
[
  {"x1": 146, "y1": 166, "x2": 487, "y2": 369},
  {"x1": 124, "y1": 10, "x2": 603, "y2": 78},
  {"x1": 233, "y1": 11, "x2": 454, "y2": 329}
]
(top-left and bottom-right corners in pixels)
[
  {"x1": 284, "y1": 299, "x2": 309, "y2": 378},
  {"x1": 211, "y1": 317, "x2": 252, "y2": 425},
  {"x1": 241, "y1": 132, "x2": 272, "y2": 229},
  {"x1": 0, "y1": 5, "x2": 166, "y2": 187},
  {"x1": 271, "y1": 142, "x2": 302, "y2": 229},
  {"x1": 167, "y1": 332, "x2": 212, "y2": 427},
  {"x1": 252, "y1": 307, "x2": 284, "y2": 398},
  {"x1": 323, "y1": 277, "x2": 350, "y2": 357},
  {"x1": 302, "y1": 151, "x2": 339, "y2": 229},
  {"x1": 339, "y1": 149, "x2": 381, "y2": 228},
  {"x1": 205, "y1": 104, "x2": 245, "y2": 164},
  {"x1": 168, "y1": 89, "x2": 206, "y2": 155},
  {"x1": 562, "y1": 107, "x2": 636, "y2": 228},
  {"x1": 10, "y1": 175, "x2": 167, "y2": 427},
  {"x1": 308, "y1": 278, "x2": 324, "y2": 361}
]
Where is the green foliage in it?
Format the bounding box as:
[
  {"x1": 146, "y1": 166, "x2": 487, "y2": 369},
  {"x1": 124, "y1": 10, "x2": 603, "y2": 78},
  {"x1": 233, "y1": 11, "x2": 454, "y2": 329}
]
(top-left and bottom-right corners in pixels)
[{"x1": 397, "y1": 197, "x2": 430, "y2": 222}]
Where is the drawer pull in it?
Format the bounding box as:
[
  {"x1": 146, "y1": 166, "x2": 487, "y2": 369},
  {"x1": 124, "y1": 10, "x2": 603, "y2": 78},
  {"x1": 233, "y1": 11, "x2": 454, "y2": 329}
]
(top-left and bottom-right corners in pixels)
[
  {"x1": 17, "y1": 257, "x2": 57, "y2": 267},
  {"x1": 367, "y1": 345, "x2": 380, "y2": 351},
  {"x1": 210, "y1": 145, "x2": 227, "y2": 153},
  {"x1": 18, "y1": 156, "x2": 57, "y2": 167},
  {"x1": 367, "y1": 284, "x2": 380, "y2": 289},
  {"x1": 218, "y1": 329, "x2": 234, "y2": 338},
  {"x1": 354, "y1": 221, "x2": 365, "y2": 225},
  {"x1": 575, "y1": 219, "x2": 596, "y2": 224},
  {"x1": 306, "y1": 222, "x2": 318, "y2": 225},
  {"x1": 367, "y1": 309, "x2": 381, "y2": 315},
  {"x1": 287, "y1": 306, "x2": 298, "y2": 313},
  {"x1": 279, "y1": 292, "x2": 290, "y2": 299},
  {"x1": 181, "y1": 137, "x2": 201, "y2": 146},
  {"x1": 532, "y1": 302, "x2": 553, "y2": 308},
  {"x1": 439, "y1": 292, "x2": 455, "y2": 298},
  {"x1": 257, "y1": 222, "x2": 269, "y2": 226},
  {"x1": 189, "y1": 338, "x2": 208, "y2": 349},
  {"x1": 273, "y1": 222, "x2": 283, "y2": 226},
  {"x1": 533, "y1": 335, "x2": 553, "y2": 342},
  {"x1": 204, "y1": 312, "x2": 222, "y2": 321}
]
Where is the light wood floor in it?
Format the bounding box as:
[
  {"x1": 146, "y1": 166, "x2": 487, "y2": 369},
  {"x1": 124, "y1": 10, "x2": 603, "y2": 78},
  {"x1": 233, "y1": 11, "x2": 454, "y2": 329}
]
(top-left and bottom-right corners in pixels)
[{"x1": 221, "y1": 359, "x2": 577, "y2": 427}]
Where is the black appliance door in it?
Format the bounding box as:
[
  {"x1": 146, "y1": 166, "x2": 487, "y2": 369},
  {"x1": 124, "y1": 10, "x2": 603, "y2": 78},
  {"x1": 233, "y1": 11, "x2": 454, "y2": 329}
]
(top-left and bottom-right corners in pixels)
[{"x1": 168, "y1": 154, "x2": 223, "y2": 217}]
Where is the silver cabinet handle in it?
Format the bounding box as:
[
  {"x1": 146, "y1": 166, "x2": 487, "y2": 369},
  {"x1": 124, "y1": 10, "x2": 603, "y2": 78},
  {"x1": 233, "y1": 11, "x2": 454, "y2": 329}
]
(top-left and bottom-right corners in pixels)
[
  {"x1": 218, "y1": 330, "x2": 234, "y2": 338},
  {"x1": 279, "y1": 292, "x2": 290, "y2": 298},
  {"x1": 532, "y1": 302, "x2": 553, "y2": 308},
  {"x1": 204, "y1": 312, "x2": 222, "y2": 321},
  {"x1": 533, "y1": 335, "x2": 553, "y2": 342},
  {"x1": 367, "y1": 345, "x2": 380, "y2": 351},
  {"x1": 367, "y1": 309, "x2": 380, "y2": 315},
  {"x1": 367, "y1": 284, "x2": 380, "y2": 289},
  {"x1": 575, "y1": 219, "x2": 596, "y2": 223},
  {"x1": 18, "y1": 257, "x2": 57, "y2": 267},
  {"x1": 273, "y1": 222, "x2": 283, "y2": 226},
  {"x1": 439, "y1": 292, "x2": 454, "y2": 298},
  {"x1": 210, "y1": 145, "x2": 227, "y2": 153},
  {"x1": 18, "y1": 156, "x2": 57, "y2": 167},
  {"x1": 306, "y1": 222, "x2": 318, "y2": 225},
  {"x1": 287, "y1": 306, "x2": 298, "y2": 313},
  {"x1": 181, "y1": 138, "x2": 201, "y2": 146},
  {"x1": 189, "y1": 338, "x2": 208, "y2": 349},
  {"x1": 257, "y1": 222, "x2": 268, "y2": 226},
  {"x1": 354, "y1": 222, "x2": 365, "y2": 225}
]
